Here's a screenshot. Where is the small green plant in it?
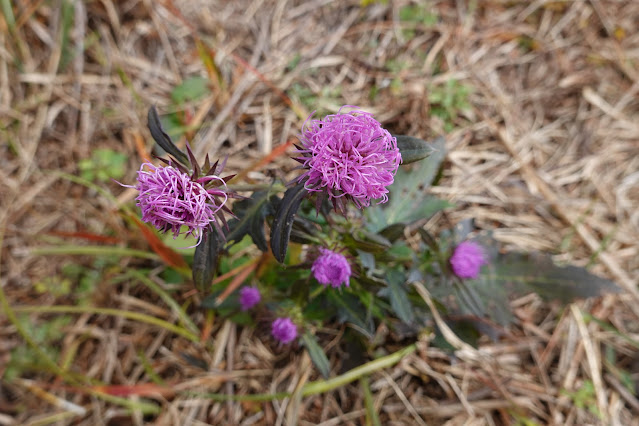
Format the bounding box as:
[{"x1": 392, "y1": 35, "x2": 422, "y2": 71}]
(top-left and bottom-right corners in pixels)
[
  {"x1": 428, "y1": 79, "x2": 472, "y2": 132},
  {"x1": 4, "y1": 315, "x2": 71, "y2": 381},
  {"x1": 288, "y1": 83, "x2": 342, "y2": 117},
  {"x1": 561, "y1": 380, "x2": 601, "y2": 418},
  {"x1": 399, "y1": 4, "x2": 439, "y2": 38},
  {"x1": 160, "y1": 76, "x2": 212, "y2": 141},
  {"x1": 385, "y1": 59, "x2": 410, "y2": 95},
  {"x1": 78, "y1": 148, "x2": 128, "y2": 182}
]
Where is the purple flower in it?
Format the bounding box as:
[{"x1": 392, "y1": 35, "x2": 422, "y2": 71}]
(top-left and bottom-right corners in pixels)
[
  {"x1": 271, "y1": 317, "x2": 297, "y2": 344},
  {"x1": 449, "y1": 241, "x2": 487, "y2": 279},
  {"x1": 311, "y1": 248, "x2": 351, "y2": 289},
  {"x1": 132, "y1": 162, "x2": 229, "y2": 245},
  {"x1": 294, "y1": 106, "x2": 402, "y2": 211},
  {"x1": 239, "y1": 286, "x2": 261, "y2": 311}
]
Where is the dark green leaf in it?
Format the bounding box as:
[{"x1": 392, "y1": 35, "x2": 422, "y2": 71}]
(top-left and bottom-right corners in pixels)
[
  {"x1": 386, "y1": 270, "x2": 415, "y2": 324},
  {"x1": 270, "y1": 183, "x2": 309, "y2": 263},
  {"x1": 483, "y1": 251, "x2": 620, "y2": 304},
  {"x1": 288, "y1": 217, "x2": 320, "y2": 245},
  {"x1": 343, "y1": 231, "x2": 391, "y2": 254},
  {"x1": 366, "y1": 137, "x2": 448, "y2": 231},
  {"x1": 357, "y1": 250, "x2": 376, "y2": 275},
  {"x1": 379, "y1": 223, "x2": 406, "y2": 242},
  {"x1": 327, "y1": 291, "x2": 374, "y2": 337},
  {"x1": 395, "y1": 135, "x2": 439, "y2": 164},
  {"x1": 147, "y1": 106, "x2": 189, "y2": 165},
  {"x1": 192, "y1": 229, "x2": 221, "y2": 293},
  {"x1": 387, "y1": 241, "x2": 414, "y2": 262},
  {"x1": 302, "y1": 331, "x2": 331, "y2": 379},
  {"x1": 227, "y1": 191, "x2": 277, "y2": 252}
]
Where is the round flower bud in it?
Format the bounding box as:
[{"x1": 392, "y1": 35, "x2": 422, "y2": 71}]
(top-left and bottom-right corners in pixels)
[
  {"x1": 271, "y1": 317, "x2": 297, "y2": 344},
  {"x1": 449, "y1": 241, "x2": 487, "y2": 279},
  {"x1": 239, "y1": 286, "x2": 261, "y2": 311},
  {"x1": 311, "y1": 248, "x2": 351, "y2": 289}
]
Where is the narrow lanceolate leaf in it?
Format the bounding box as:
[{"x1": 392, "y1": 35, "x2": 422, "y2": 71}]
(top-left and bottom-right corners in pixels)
[
  {"x1": 192, "y1": 229, "x2": 222, "y2": 293},
  {"x1": 327, "y1": 291, "x2": 374, "y2": 337},
  {"x1": 227, "y1": 191, "x2": 277, "y2": 252},
  {"x1": 394, "y1": 135, "x2": 440, "y2": 164},
  {"x1": 482, "y1": 251, "x2": 620, "y2": 304},
  {"x1": 386, "y1": 270, "x2": 415, "y2": 324},
  {"x1": 147, "y1": 106, "x2": 189, "y2": 165},
  {"x1": 302, "y1": 331, "x2": 331, "y2": 379},
  {"x1": 270, "y1": 183, "x2": 309, "y2": 263}
]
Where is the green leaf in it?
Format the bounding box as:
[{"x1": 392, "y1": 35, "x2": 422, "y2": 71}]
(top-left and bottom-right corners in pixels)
[
  {"x1": 171, "y1": 76, "x2": 210, "y2": 104},
  {"x1": 147, "y1": 106, "x2": 189, "y2": 166},
  {"x1": 385, "y1": 270, "x2": 414, "y2": 324},
  {"x1": 302, "y1": 331, "x2": 331, "y2": 379},
  {"x1": 482, "y1": 251, "x2": 620, "y2": 304},
  {"x1": 378, "y1": 223, "x2": 406, "y2": 243},
  {"x1": 366, "y1": 137, "x2": 448, "y2": 231},
  {"x1": 192, "y1": 229, "x2": 222, "y2": 293},
  {"x1": 395, "y1": 135, "x2": 438, "y2": 164},
  {"x1": 343, "y1": 230, "x2": 391, "y2": 254},
  {"x1": 327, "y1": 291, "x2": 374, "y2": 337},
  {"x1": 270, "y1": 183, "x2": 309, "y2": 263},
  {"x1": 227, "y1": 191, "x2": 277, "y2": 252}
]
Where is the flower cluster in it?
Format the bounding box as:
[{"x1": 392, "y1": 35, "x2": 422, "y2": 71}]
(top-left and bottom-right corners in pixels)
[
  {"x1": 294, "y1": 106, "x2": 402, "y2": 211},
  {"x1": 449, "y1": 241, "x2": 487, "y2": 279},
  {"x1": 311, "y1": 248, "x2": 351, "y2": 289}
]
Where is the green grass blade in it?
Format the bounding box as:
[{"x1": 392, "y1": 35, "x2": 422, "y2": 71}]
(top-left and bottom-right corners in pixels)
[
  {"x1": 361, "y1": 376, "x2": 382, "y2": 426},
  {"x1": 10, "y1": 305, "x2": 199, "y2": 342},
  {"x1": 126, "y1": 270, "x2": 200, "y2": 337},
  {"x1": 31, "y1": 245, "x2": 160, "y2": 260}
]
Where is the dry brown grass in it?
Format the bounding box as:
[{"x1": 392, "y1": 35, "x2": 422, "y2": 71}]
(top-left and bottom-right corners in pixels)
[{"x1": 1, "y1": 0, "x2": 638, "y2": 424}]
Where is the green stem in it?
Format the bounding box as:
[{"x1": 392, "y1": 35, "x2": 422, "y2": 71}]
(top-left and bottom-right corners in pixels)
[
  {"x1": 189, "y1": 343, "x2": 417, "y2": 402},
  {"x1": 301, "y1": 344, "x2": 417, "y2": 396}
]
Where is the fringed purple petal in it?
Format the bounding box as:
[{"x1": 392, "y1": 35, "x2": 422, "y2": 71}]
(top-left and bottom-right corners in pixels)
[{"x1": 293, "y1": 106, "x2": 402, "y2": 210}]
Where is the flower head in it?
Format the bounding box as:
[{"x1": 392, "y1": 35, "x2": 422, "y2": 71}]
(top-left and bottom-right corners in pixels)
[
  {"x1": 239, "y1": 286, "x2": 261, "y2": 311},
  {"x1": 271, "y1": 317, "x2": 297, "y2": 344},
  {"x1": 294, "y1": 106, "x2": 402, "y2": 211},
  {"x1": 133, "y1": 162, "x2": 228, "y2": 245},
  {"x1": 311, "y1": 248, "x2": 351, "y2": 289},
  {"x1": 449, "y1": 241, "x2": 487, "y2": 279}
]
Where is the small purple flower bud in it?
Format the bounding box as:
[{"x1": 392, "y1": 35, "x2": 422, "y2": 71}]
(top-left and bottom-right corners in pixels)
[
  {"x1": 311, "y1": 248, "x2": 351, "y2": 289},
  {"x1": 271, "y1": 317, "x2": 297, "y2": 344},
  {"x1": 294, "y1": 106, "x2": 402, "y2": 211},
  {"x1": 449, "y1": 241, "x2": 487, "y2": 279},
  {"x1": 239, "y1": 286, "x2": 261, "y2": 311}
]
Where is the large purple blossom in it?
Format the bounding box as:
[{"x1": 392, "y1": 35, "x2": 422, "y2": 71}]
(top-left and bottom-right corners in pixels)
[
  {"x1": 311, "y1": 248, "x2": 351, "y2": 289},
  {"x1": 294, "y1": 106, "x2": 402, "y2": 211},
  {"x1": 239, "y1": 286, "x2": 261, "y2": 311},
  {"x1": 129, "y1": 161, "x2": 230, "y2": 245},
  {"x1": 271, "y1": 317, "x2": 297, "y2": 344},
  {"x1": 449, "y1": 241, "x2": 488, "y2": 280}
]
